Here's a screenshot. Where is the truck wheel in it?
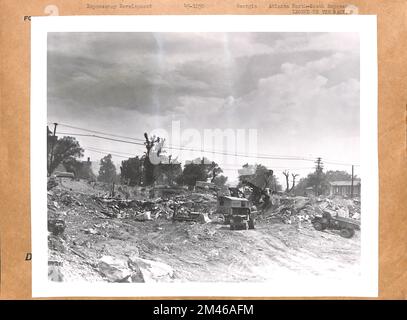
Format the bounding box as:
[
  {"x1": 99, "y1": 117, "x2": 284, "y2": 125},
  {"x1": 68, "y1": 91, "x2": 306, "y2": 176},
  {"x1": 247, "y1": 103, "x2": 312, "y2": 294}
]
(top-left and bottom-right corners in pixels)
[
  {"x1": 313, "y1": 221, "x2": 324, "y2": 231},
  {"x1": 340, "y1": 228, "x2": 355, "y2": 238},
  {"x1": 230, "y1": 225, "x2": 235, "y2": 230}
]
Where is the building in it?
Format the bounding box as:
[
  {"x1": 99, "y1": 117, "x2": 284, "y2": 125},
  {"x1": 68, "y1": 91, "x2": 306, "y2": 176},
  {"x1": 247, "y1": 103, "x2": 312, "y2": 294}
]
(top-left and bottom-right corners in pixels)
[{"x1": 329, "y1": 180, "x2": 361, "y2": 197}]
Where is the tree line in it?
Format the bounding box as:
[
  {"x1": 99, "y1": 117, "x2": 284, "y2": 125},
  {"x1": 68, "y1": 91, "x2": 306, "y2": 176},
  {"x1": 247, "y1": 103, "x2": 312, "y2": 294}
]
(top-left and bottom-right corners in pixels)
[
  {"x1": 46, "y1": 128, "x2": 229, "y2": 187},
  {"x1": 47, "y1": 127, "x2": 354, "y2": 194}
]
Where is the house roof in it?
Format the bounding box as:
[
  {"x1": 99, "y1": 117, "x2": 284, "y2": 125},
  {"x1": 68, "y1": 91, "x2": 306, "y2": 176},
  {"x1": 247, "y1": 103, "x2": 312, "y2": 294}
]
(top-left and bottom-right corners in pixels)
[{"x1": 329, "y1": 180, "x2": 361, "y2": 186}]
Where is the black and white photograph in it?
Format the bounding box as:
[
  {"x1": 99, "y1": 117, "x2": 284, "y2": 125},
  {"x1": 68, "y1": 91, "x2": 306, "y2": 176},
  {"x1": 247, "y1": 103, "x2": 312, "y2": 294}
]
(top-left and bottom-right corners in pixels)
[{"x1": 31, "y1": 16, "x2": 378, "y2": 297}]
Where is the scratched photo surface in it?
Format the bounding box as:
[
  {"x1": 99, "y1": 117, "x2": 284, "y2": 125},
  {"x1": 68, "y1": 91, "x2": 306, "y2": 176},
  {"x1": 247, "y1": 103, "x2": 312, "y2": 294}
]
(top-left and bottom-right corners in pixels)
[{"x1": 46, "y1": 32, "x2": 361, "y2": 283}]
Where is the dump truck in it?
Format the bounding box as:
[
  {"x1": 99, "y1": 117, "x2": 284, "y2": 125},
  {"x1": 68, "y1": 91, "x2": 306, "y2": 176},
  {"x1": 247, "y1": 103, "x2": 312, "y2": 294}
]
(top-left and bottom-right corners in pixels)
[
  {"x1": 230, "y1": 207, "x2": 256, "y2": 230},
  {"x1": 217, "y1": 196, "x2": 257, "y2": 230},
  {"x1": 312, "y1": 212, "x2": 360, "y2": 238}
]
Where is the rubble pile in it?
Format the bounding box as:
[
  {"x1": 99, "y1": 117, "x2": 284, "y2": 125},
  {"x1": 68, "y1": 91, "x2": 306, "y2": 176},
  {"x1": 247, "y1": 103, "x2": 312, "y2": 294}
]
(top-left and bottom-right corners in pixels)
[
  {"x1": 266, "y1": 196, "x2": 361, "y2": 224},
  {"x1": 47, "y1": 188, "x2": 217, "y2": 224}
]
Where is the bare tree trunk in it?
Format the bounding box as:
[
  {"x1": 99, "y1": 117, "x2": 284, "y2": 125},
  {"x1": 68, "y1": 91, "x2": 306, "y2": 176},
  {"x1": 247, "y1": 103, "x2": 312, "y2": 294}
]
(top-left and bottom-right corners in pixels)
[
  {"x1": 289, "y1": 173, "x2": 299, "y2": 193},
  {"x1": 283, "y1": 171, "x2": 290, "y2": 193}
]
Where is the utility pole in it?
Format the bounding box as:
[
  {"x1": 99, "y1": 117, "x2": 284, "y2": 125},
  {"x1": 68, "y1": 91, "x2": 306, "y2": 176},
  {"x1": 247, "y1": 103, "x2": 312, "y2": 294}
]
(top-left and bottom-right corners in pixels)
[
  {"x1": 351, "y1": 165, "x2": 354, "y2": 198},
  {"x1": 315, "y1": 157, "x2": 323, "y2": 172},
  {"x1": 315, "y1": 157, "x2": 323, "y2": 196},
  {"x1": 48, "y1": 122, "x2": 58, "y2": 176},
  {"x1": 111, "y1": 180, "x2": 115, "y2": 197}
]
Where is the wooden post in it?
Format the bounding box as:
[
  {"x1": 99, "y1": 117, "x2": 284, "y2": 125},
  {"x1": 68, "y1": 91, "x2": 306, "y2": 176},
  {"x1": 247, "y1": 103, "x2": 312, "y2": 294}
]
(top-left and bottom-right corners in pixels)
[{"x1": 48, "y1": 122, "x2": 58, "y2": 176}]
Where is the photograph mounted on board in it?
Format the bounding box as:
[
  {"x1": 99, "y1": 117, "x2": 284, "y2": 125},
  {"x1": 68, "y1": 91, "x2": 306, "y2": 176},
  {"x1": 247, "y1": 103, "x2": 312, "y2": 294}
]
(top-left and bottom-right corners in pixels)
[{"x1": 31, "y1": 16, "x2": 378, "y2": 297}]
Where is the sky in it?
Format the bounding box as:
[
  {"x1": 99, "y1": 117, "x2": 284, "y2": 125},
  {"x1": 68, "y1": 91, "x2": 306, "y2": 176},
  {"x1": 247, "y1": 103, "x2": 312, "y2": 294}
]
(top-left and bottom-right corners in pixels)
[{"x1": 47, "y1": 32, "x2": 360, "y2": 185}]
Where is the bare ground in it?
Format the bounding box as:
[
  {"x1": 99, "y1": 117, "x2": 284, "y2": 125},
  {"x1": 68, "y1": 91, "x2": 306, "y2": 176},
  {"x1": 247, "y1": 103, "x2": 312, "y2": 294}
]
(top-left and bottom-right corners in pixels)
[{"x1": 50, "y1": 208, "x2": 360, "y2": 282}]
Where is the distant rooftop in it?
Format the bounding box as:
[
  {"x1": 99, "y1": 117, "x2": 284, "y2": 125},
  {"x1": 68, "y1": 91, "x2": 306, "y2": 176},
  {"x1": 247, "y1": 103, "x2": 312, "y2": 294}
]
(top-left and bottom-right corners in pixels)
[{"x1": 329, "y1": 180, "x2": 361, "y2": 186}]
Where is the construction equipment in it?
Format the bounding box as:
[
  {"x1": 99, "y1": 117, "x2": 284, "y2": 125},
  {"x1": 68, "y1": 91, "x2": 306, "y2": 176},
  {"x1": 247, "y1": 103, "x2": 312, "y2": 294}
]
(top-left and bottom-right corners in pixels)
[
  {"x1": 241, "y1": 180, "x2": 271, "y2": 209},
  {"x1": 217, "y1": 196, "x2": 256, "y2": 230},
  {"x1": 238, "y1": 168, "x2": 274, "y2": 209},
  {"x1": 312, "y1": 212, "x2": 360, "y2": 238},
  {"x1": 217, "y1": 196, "x2": 249, "y2": 223},
  {"x1": 230, "y1": 207, "x2": 256, "y2": 230}
]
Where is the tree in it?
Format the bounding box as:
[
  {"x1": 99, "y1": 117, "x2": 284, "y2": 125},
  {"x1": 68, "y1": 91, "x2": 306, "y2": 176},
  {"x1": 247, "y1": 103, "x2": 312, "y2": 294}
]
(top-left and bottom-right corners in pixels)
[
  {"x1": 282, "y1": 170, "x2": 290, "y2": 192},
  {"x1": 177, "y1": 163, "x2": 208, "y2": 187},
  {"x1": 307, "y1": 172, "x2": 330, "y2": 196},
  {"x1": 154, "y1": 155, "x2": 182, "y2": 186},
  {"x1": 62, "y1": 158, "x2": 82, "y2": 179},
  {"x1": 177, "y1": 158, "x2": 223, "y2": 187},
  {"x1": 289, "y1": 173, "x2": 299, "y2": 192},
  {"x1": 325, "y1": 170, "x2": 354, "y2": 181},
  {"x1": 293, "y1": 177, "x2": 309, "y2": 196},
  {"x1": 120, "y1": 156, "x2": 143, "y2": 186},
  {"x1": 48, "y1": 135, "x2": 84, "y2": 175},
  {"x1": 292, "y1": 168, "x2": 352, "y2": 196},
  {"x1": 209, "y1": 162, "x2": 223, "y2": 183},
  {"x1": 213, "y1": 175, "x2": 228, "y2": 187},
  {"x1": 98, "y1": 154, "x2": 117, "y2": 183}
]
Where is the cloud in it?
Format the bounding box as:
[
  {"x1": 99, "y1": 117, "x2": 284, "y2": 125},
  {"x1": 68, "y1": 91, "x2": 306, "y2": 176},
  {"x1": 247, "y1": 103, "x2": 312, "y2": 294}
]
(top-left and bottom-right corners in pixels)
[{"x1": 48, "y1": 32, "x2": 360, "y2": 175}]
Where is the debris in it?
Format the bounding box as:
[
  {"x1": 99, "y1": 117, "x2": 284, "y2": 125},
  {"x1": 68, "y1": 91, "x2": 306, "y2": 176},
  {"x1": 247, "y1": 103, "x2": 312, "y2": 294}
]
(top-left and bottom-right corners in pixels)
[
  {"x1": 263, "y1": 195, "x2": 360, "y2": 225},
  {"x1": 128, "y1": 255, "x2": 173, "y2": 282},
  {"x1": 48, "y1": 219, "x2": 66, "y2": 236},
  {"x1": 83, "y1": 228, "x2": 98, "y2": 235},
  {"x1": 47, "y1": 177, "x2": 58, "y2": 190},
  {"x1": 48, "y1": 265, "x2": 64, "y2": 282},
  {"x1": 47, "y1": 178, "x2": 361, "y2": 283},
  {"x1": 97, "y1": 255, "x2": 134, "y2": 283}
]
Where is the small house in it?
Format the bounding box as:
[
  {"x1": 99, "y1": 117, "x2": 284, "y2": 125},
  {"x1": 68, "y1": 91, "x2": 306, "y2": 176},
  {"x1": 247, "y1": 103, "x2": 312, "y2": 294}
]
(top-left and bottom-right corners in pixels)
[{"x1": 329, "y1": 180, "x2": 361, "y2": 197}]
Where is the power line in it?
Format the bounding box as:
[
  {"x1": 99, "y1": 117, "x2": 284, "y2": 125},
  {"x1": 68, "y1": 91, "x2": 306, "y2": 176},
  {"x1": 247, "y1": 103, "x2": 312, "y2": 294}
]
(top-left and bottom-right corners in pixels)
[
  {"x1": 83, "y1": 148, "x2": 130, "y2": 159},
  {"x1": 57, "y1": 131, "x2": 325, "y2": 163},
  {"x1": 82, "y1": 146, "x2": 350, "y2": 177},
  {"x1": 84, "y1": 146, "x2": 144, "y2": 156},
  {"x1": 56, "y1": 123, "x2": 146, "y2": 142},
  {"x1": 54, "y1": 123, "x2": 360, "y2": 166},
  {"x1": 55, "y1": 123, "x2": 316, "y2": 159},
  {"x1": 82, "y1": 144, "x2": 315, "y2": 170},
  {"x1": 56, "y1": 132, "x2": 146, "y2": 146},
  {"x1": 54, "y1": 123, "x2": 325, "y2": 160}
]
